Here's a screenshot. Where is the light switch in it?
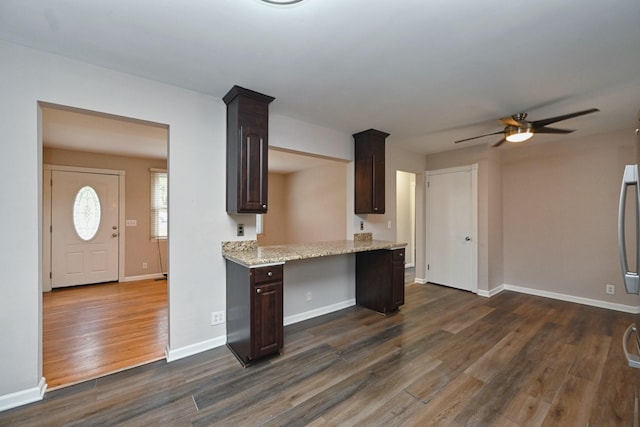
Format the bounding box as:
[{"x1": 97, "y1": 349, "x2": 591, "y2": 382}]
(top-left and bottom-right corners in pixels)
[{"x1": 126, "y1": 219, "x2": 137, "y2": 227}]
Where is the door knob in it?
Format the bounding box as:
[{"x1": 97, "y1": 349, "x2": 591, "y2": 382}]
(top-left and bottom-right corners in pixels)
[
  {"x1": 112, "y1": 225, "x2": 118, "y2": 230},
  {"x1": 112, "y1": 233, "x2": 118, "y2": 238},
  {"x1": 465, "y1": 236, "x2": 471, "y2": 241}
]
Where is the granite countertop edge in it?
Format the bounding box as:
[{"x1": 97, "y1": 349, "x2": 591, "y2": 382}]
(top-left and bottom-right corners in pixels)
[{"x1": 222, "y1": 239, "x2": 407, "y2": 268}]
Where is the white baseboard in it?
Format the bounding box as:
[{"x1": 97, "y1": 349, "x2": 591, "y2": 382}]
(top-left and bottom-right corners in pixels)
[
  {"x1": 501, "y1": 283, "x2": 640, "y2": 314},
  {"x1": 284, "y1": 299, "x2": 356, "y2": 326},
  {"x1": 165, "y1": 299, "x2": 357, "y2": 362},
  {"x1": 120, "y1": 273, "x2": 166, "y2": 282},
  {"x1": 165, "y1": 336, "x2": 226, "y2": 362},
  {"x1": 415, "y1": 277, "x2": 427, "y2": 285},
  {"x1": 0, "y1": 377, "x2": 46, "y2": 412},
  {"x1": 477, "y1": 285, "x2": 504, "y2": 298}
]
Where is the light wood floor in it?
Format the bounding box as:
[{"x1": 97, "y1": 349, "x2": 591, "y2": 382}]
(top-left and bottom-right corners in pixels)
[
  {"x1": 43, "y1": 278, "x2": 168, "y2": 389},
  {"x1": 3, "y1": 282, "x2": 636, "y2": 426}
]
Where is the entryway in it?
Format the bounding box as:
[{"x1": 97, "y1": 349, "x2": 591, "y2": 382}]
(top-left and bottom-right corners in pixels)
[
  {"x1": 425, "y1": 164, "x2": 478, "y2": 292},
  {"x1": 40, "y1": 103, "x2": 169, "y2": 389}
]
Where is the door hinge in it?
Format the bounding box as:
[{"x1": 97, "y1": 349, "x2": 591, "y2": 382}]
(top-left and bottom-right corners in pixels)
[
  {"x1": 49, "y1": 272, "x2": 52, "y2": 279},
  {"x1": 427, "y1": 181, "x2": 430, "y2": 188},
  {"x1": 50, "y1": 225, "x2": 52, "y2": 233},
  {"x1": 427, "y1": 264, "x2": 430, "y2": 270}
]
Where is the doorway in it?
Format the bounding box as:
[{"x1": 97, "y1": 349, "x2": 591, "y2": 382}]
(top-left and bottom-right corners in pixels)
[
  {"x1": 425, "y1": 164, "x2": 478, "y2": 292},
  {"x1": 396, "y1": 171, "x2": 416, "y2": 268},
  {"x1": 40, "y1": 103, "x2": 169, "y2": 388}
]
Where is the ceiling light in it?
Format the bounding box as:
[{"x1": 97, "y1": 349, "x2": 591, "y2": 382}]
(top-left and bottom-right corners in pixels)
[
  {"x1": 260, "y1": 0, "x2": 304, "y2": 4},
  {"x1": 505, "y1": 125, "x2": 534, "y2": 143}
]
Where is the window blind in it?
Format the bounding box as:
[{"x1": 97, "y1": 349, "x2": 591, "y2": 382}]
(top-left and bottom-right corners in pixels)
[{"x1": 150, "y1": 169, "x2": 168, "y2": 239}]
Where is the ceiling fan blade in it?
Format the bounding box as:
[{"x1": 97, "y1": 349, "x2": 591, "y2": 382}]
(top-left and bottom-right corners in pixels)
[
  {"x1": 492, "y1": 137, "x2": 507, "y2": 148},
  {"x1": 500, "y1": 117, "x2": 521, "y2": 127},
  {"x1": 535, "y1": 127, "x2": 574, "y2": 134},
  {"x1": 454, "y1": 130, "x2": 504, "y2": 144},
  {"x1": 531, "y1": 108, "x2": 599, "y2": 128}
]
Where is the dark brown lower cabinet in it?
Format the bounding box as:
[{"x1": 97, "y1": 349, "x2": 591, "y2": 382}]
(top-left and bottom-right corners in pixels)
[
  {"x1": 356, "y1": 248, "x2": 405, "y2": 314},
  {"x1": 226, "y1": 261, "x2": 283, "y2": 366}
]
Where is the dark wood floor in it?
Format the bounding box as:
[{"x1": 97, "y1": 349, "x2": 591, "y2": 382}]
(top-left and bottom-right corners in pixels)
[{"x1": 2, "y1": 283, "x2": 636, "y2": 426}]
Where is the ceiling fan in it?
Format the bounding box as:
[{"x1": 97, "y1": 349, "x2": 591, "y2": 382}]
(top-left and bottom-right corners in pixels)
[{"x1": 454, "y1": 108, "x2": 600, "y2": 147}]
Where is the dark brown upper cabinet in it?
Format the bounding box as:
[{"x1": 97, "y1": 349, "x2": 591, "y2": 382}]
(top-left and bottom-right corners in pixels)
[
  {"x1": 224, "y1": 85, "x2": 275, "y2": 214},
  {"x1": 353, "y1": 129, "x2": 389, "y2": 214}
]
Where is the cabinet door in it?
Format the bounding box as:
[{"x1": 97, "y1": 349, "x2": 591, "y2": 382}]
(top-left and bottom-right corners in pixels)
[
  {"x1": 239, "y1": 125, "x2": 268, "y2": 212},
  {"x1": 252, "y1": 281, "x2": 283, "y2": 359},
  {"x1": 354, "y1": 129, "x2": 388, "y2": 214},
  {"x1": 391, "y1": 249, "x2": 405, "y2": 309},
  {"x1": 371, "y1": 150, "x2": 385, "y2": 213}
]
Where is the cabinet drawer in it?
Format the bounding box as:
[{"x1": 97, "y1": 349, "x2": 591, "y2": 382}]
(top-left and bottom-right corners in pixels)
[
  {"x1": 253, "y1": 265, "x2": 283, "y2": 283},
  {"x1": 392, "y1": 249, "x2": 405, "y2": 262}
]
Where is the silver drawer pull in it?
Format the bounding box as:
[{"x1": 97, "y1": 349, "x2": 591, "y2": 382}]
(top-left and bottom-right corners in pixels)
[
  {"x1": 256, "y1": 288, "x2": 262, "y2": 294},
  {"x1": 267, "y1": 271, "x2": 273, "y2": 277},
  {"x1": 623, "y1": 324, "x2": 640, "y2": 368}
]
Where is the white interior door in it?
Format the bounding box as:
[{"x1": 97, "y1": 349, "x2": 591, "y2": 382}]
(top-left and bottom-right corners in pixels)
[
  {"x1": 51, "y1": 170, "x2": 119, "y2": 287},
  {"x1": 426, "y1": 165, "x2": 477, "y2": 292}
]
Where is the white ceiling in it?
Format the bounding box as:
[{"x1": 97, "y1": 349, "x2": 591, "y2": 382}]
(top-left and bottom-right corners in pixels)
[{"x1": 3, "y1": 0, "x2": 640, "y2": 156}]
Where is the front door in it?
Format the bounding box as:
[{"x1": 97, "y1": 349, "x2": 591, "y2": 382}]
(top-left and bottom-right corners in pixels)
[
  {"x1": 426, "y1": 165, "x2": 477, "y2": 292},
  {"x1": 51, "y1": 170, "x2": 119, "y2": 287}
]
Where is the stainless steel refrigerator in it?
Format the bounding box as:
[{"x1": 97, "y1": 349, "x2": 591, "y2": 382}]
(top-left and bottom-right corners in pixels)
[{"x1": 620, "y1": 118, "x2": 640, "y2": 426}]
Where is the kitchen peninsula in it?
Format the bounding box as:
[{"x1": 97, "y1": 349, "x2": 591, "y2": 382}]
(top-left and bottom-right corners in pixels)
[{"x1": 222, "y1": 234, "x2": 406, "y2": 366}]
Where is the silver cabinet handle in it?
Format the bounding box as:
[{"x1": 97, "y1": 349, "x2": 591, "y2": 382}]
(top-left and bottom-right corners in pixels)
[
  {"x1": 618, "y1": 164, "x2": 640, "y2": 294},
  {"x1": 256, "y1": 288, "x2": 262, "y2": 293},
  {"x1": 623, "y1": 324, "x2": 640, "y2": 368},
  {"x1": 267, "y1": 271, "x2": 273, "y2": 277}
]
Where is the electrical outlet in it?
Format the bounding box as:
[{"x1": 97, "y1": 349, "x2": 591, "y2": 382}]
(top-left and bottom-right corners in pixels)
[
  {"x1": 605, "y1": 284, "x2": 615, "y2": 295},
  {"x1": 237, "y1": 224, "x2": 244, "y2": 237},
  {"x1": 211, "y1": 311, "x2": 225, "y2": 325},
  {"x1": 387, "y1": 220, "x2": 392, "y2": 229},
  {"x1": 142, "y1": 262, "x2": 148, "y2": 269},
  {"x1": 306, "y1": 291, "x2": 312, "y2": 301}
]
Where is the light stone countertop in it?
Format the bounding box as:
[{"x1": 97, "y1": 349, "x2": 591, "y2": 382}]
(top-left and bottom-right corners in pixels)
[{"x1": 222, "y1": 239, "x2": 407, "y2": 268}]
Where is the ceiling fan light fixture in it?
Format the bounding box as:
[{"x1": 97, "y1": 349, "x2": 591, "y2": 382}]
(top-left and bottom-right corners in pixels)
[{"x1": 505, "y1": 126, "x2": 534, "y2": 143}]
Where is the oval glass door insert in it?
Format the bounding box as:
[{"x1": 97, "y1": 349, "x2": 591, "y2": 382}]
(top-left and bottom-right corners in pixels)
[{"x1": 73, "y1": 186, "x2": 102, "y2": 241}]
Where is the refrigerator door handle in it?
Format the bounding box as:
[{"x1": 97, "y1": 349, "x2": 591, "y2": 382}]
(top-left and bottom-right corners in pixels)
[
  {"x1": 623, "y1": 324, "x2": 640, "y2": 369},
  {"x1": 618, "y1": 164, "x2": 640, "y2": 294}
]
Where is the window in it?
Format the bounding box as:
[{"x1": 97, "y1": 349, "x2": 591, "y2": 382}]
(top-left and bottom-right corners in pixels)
[
  {"x1": 73, "y1": 185, "x2": 101, "y2": 241},
  {"x1": 151, "y1": 169, "x2": 168, "y2": 239}
]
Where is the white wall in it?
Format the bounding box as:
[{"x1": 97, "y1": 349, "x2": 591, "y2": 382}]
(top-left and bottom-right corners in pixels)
[{"x1": 0, "y1": 40, "x2": 356, "y2": 409}]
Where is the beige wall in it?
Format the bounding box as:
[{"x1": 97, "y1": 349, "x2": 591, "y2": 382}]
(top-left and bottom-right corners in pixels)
[
  {"x1": 258, "y1": 173, "x2": 288, "y2": 245},
  {"x1": 502, "y1": 130, "x2": 638, "y2": 305},
  {"x1": 259, "y1": 164, "x2": 347, "y2": 245},
  {"x1": 43, "y1": 147, "x2": 168, "y2": 278}
]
